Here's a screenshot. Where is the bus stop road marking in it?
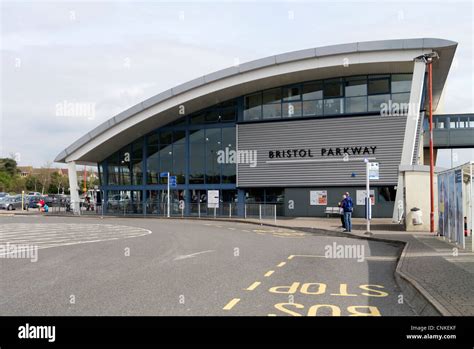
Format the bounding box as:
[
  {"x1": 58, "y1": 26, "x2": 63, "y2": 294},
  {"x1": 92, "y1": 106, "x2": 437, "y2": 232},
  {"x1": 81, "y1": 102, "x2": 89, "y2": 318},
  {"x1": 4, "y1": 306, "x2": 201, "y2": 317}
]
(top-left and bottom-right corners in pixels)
[
  {"x1": 223, "y1": 298, "x2": 240, "y2": 310},
  {"x1": 245, "y1": 281, "x2": 261, "y2": 291}
]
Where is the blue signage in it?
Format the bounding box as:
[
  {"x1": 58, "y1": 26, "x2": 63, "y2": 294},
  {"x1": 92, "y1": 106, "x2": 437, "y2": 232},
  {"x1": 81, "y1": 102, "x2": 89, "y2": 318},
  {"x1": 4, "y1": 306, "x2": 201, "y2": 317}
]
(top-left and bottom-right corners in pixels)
[
  {"x1": 169, "y1": 176, "x2": 177, "y2": 188},
  {"x1": 160, "y1": 172, "x2": 169, "y2": 178}
]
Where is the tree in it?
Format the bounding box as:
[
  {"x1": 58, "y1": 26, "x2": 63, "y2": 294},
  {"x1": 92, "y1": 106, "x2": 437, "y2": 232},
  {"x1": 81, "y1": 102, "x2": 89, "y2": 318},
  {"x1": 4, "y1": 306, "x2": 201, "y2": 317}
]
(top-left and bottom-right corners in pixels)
[
  {"x1": 0, "y1": 171, "x2": 11, "y2": 192},
  {"x1": 25, "y1": 175, "x2": 39, "y2": 192},
  {"x1": 49, "y1": 172, "x2": 69, "y2": 194},
  {"x1": 0, "y1": 158, "x2": 19, "y2": 177},
  {"x1": 37, "y1": 161, "x2": 53, "y2": 195}
]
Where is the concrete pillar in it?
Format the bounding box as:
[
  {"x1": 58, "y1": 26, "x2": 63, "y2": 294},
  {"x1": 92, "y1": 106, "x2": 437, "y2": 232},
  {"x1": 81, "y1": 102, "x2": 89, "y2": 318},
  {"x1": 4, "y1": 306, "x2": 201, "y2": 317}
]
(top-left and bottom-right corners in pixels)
[
  {"x1": 67, "y1": 161, "x2": 81, "y2": 214},
  {"x1": 237, "y1": 189, "x2": 245, "y2": 217},
  {"x1": 423, "y1": 147, "x2": 438, "y2": 166},
  {"x1": 392, "y1": 59, "x2": 426, "y2": 222}
]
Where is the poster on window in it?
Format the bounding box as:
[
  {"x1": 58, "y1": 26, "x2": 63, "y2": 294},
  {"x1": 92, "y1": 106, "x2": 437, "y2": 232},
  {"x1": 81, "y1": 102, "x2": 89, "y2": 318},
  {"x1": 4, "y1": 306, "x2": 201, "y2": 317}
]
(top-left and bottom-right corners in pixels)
[
  {"x1": 356, "y1": 190, "x2": 375, "y2": 205},
  {"x1": 310, "y1": 190, "x2": 327, "y2": 206}
]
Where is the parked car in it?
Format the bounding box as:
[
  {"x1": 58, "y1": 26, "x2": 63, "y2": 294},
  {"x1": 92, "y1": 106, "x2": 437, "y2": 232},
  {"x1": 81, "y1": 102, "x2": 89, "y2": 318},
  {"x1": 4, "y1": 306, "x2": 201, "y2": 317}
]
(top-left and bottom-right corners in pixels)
[
  {"x1": 24, "y1": 195, "x2": 41, "y2": 209},
  {"x1": 0, "y1": 196, "x2": 23, "y2": 210},
  {"x1": 28, "y1": 192, "x2": 42, "y2": 196},
  {"x1": 0, "y1": 192, "x2": 8, "y2": 198}
]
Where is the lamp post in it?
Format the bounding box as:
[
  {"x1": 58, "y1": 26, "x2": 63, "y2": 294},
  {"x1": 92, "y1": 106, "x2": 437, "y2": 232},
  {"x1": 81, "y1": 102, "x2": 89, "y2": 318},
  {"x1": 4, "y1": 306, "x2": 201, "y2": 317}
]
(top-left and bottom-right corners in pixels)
[{"x1": 415, "y1": 52, "x2": 439, "y2": 234}]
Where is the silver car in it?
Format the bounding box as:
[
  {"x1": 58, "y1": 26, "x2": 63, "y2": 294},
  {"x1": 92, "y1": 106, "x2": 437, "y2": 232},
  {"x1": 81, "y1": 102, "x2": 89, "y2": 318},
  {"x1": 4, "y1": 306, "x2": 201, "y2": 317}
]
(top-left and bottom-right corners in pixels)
[{"x1": 0, "y1": 196, "x2": 23, "y2": 210}]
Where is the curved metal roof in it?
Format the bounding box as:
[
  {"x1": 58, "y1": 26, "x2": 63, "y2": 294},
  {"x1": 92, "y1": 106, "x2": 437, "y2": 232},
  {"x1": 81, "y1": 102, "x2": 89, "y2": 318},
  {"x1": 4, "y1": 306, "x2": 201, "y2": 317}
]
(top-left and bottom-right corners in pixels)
[{"x1": 55, "y1": 38, "x2": 457, "y2": 164}]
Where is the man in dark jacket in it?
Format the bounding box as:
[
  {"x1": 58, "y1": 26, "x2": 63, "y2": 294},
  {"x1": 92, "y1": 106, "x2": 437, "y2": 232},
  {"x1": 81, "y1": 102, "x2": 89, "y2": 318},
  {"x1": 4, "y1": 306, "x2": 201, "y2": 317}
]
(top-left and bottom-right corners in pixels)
[{"x1": 341, "y1": 192, "x2": 353, "y2": 232}]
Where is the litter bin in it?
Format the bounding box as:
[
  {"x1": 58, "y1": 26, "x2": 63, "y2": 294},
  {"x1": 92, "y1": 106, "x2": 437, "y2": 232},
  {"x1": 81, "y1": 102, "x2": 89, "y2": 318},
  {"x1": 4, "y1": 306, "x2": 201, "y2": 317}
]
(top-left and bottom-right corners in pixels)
[{"x1": 410, "y1": 207, "x2": 423, "y2": 225}]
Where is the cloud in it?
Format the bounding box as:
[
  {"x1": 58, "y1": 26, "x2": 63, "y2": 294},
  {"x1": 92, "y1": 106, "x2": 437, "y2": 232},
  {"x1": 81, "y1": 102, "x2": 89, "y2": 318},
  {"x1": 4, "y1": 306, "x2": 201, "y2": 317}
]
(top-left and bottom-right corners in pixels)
[{"x1": 0, "y1": 1, "x2": 472, "y2": 167}]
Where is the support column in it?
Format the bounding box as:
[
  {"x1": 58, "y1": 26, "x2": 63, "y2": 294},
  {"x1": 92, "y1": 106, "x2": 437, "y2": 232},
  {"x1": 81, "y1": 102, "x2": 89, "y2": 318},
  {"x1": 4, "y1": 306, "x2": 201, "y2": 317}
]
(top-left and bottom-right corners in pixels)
[
  {"x1": 67, "y1": 161, "x2": 80, "y2": 214},
  {"x1": 392, "y1": 59, "x2": 426, "y2": 222},
  {"x1": 237, "y1": 189, "x2": 245, "y2": 217}
]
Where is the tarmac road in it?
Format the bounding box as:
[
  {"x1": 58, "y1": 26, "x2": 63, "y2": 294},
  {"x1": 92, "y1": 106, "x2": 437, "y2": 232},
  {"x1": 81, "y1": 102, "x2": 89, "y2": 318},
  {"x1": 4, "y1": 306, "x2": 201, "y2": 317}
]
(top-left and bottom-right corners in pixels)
[{"x1": 0, "y1": 215, "x2": 415, "y2": 316}]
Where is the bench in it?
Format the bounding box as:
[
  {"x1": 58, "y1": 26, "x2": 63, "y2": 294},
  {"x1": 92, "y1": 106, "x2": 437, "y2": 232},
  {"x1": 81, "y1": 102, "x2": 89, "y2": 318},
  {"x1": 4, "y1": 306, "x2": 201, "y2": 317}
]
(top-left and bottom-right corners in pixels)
[{"x1": 325, "y1": 207, "x2": 341, "y2": 217}]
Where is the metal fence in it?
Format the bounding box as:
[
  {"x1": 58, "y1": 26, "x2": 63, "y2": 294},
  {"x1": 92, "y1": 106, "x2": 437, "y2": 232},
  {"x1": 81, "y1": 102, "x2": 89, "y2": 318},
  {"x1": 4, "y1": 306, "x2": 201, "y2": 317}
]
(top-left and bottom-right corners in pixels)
[{"x1": 53, "y1": 200, "x2": 283, "y2": 222}]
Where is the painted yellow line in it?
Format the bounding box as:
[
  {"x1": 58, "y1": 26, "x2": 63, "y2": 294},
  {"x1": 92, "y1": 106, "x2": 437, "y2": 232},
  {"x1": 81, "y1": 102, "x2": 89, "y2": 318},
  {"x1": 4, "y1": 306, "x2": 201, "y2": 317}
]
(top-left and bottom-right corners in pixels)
[
  {"x1": 246, "y1": 281, "x2": 261, "y2": 291},
  {"x1": 264, "y1": 270, "x2": 274, "y2": 277},
  {"x1": 223, "y1": 298, "x2": 240, "y2": 310},
  {"x1": 288, "y1": 255, "x2": 295, "y2": 260},
  {"x1": 268, "y1": 314, "x2": 277, "y2": 317},
  {"x1": 277, "y1": 262, "x2": 286, "y2": 267}
]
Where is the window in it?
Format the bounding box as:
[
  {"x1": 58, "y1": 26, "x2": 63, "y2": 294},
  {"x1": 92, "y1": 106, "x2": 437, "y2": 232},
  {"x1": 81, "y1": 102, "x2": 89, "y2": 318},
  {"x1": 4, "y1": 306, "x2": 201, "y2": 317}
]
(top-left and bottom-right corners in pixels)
[
  {"x1": 190, "y1": 112, "x2": 206, "y2": 124},
  {"x1": 391, "y1": 74, "x2": 412, "y2": 93},
  {"x1": 282, "y1": 102, "x2": 302, "y2": 118},
  {"x1": 220, "y1": 107, "x2": 236, "y2": 122},
  {"x1": 205, "y1": 110, "x2": 220, "y2": 123},
  {"x1": 107, "y1": 153, "x2": 120, "y2": 185},
  {"x1": 146, "y1": 133, "x2": 159, "y2": 184},
  {"x1": 368, "y1": 75, "x2": 390, "y2": 95},
  {"x1": 302, "y1": 81, "x2": 323, "y2": 100},
  {"x1": 173, "y1": 143, "x2": 185, "y2": 184},
  {"x1": 189, "y1": 129, "x2": 205, "y2": 184},
  {"x1": 244, "y1": 93, "x2": 262, "y2": 121},
  {"x1": 459, "y1": 117, "x2": 470, "y2": 128},
  {"x1": 436, "y1": 119, "x2": 446, "y2": 129},
  {"x1": 262, "y1": 88, "x2": 282, "y2": 120},
  {"x1": 324, "y1": 78, "x2": 343, "y2": 98},
  {"x1": 324, "y1": 98, "x2": 344, "y2": 115},
  {"x1": 263, "y1": 103, "x2": 281, "y2": 119},
  {"x1": 368, "y1": 94, "x2": 390, "y2": 112},
  {"x1": 345, "y1": 96, "x2": 367, "y2": 113},
  {"x1": 222, "y1": 127, "x2": 236, "y2": 184},
  {"x1": 450, "y1": 118, "x2": 457, "y2": 129},
  {"x1": 131, "y1": 139, "x2": 143, "y2": 185},
  {"x1": 98, "y1": 162, "x2": 105, "y2": 186},
  {"x1": 303, "y1": 100, "x2": 323, "y2": 116},
  {"x1": 262, "y1": 88, "x2": 282, "y2": 104},
  {"x1": 345, "y1": 76, "x2": 367, "y2": 97},
  {"x1": 206, "y1": 128, "x2": 221, "y2": 184},
  {"x1": 391, "y1": 93, "x2": 410, "y2": 114},
  {"x1": 119, "y1": 147, "x2": 131, "y2": 185},
  {"x1": 283, "y1": 86, "x2": 301, "y2": 101}
]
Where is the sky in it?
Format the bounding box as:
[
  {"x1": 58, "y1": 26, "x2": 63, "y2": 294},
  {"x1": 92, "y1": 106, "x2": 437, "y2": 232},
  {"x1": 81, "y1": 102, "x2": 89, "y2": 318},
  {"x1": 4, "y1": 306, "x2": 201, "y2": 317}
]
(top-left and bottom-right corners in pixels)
[{"x1": 1, "y1": 0, "x2": 473, "y2": 168}]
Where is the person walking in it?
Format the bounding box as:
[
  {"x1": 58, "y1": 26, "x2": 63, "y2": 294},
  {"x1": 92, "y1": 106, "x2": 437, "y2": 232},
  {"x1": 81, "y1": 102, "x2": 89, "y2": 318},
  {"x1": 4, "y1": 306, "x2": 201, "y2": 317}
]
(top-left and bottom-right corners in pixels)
[{"x1": 341, "y1": 192, "x2": 353, "y2": 232}]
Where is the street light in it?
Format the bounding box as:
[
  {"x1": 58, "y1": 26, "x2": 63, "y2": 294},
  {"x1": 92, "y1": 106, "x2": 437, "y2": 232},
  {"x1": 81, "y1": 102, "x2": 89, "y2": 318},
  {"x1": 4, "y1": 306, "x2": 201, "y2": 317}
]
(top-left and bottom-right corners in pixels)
[{"x1": 415, "y1": 52, "x2": 439, "y2": 234}]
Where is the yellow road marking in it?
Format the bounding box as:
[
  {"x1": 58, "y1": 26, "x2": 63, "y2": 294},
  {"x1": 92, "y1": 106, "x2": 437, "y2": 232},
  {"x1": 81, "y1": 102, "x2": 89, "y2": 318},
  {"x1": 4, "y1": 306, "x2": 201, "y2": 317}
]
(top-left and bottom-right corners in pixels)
[
  {"x1": 223, "y1": 298, "x2": 240, "y2": 310},
  {"x1": 246, "y1": 281, "x2": 261, "y2": 291},
  {"x1": 268, "y1": 314, "x2": 277, "y2": 316},
  {"x1": 264, "y1": 270, "x2": 275, "y2": 277},
  {"x1": 288, "y1": 255, "x2": 295, "y2": 260},
  {"x1": 277, "y1": 262, "x2": 286, "y2": 267},
  {"x1": 289, "y1": 254, "x2": 396, "y2": 261}
]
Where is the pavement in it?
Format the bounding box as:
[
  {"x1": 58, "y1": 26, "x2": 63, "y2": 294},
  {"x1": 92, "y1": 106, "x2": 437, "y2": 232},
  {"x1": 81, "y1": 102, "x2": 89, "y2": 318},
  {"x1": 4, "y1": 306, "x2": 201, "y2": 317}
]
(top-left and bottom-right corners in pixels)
[
  {"x1": 0, "y1": 215, "x2": 414, "y2": 316},
  {"x1": 225, "y1": 216, "x2": 474, "y2": 316}
]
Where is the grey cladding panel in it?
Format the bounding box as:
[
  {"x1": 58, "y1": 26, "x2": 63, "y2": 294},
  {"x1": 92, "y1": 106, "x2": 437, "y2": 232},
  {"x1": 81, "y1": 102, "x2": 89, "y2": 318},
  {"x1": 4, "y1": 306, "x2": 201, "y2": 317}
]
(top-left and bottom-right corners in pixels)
[{"x1": 237, "y1": 116, "x2": 407, "y2": 187}]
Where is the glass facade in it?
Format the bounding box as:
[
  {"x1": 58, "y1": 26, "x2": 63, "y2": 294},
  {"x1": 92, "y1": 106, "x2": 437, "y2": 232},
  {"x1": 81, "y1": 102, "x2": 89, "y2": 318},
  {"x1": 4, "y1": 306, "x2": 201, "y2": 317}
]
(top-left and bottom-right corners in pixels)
[
  {"x1": 243, "y1": 74, "x2": 412, "y2": 121},
  {"x1": 99, "y1": 100, "x2": 238, "y2": 215}
]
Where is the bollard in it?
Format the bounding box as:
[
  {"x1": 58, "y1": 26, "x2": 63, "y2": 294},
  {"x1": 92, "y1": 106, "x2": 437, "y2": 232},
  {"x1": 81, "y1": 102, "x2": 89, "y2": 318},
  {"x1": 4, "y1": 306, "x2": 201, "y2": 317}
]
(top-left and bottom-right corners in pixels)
[
  {"x1": 229, "y1": 203, "x2": 232, "y2": 218},
  {"x1": 259, "y1": 204, "x2": 262, "y2": 221}
]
